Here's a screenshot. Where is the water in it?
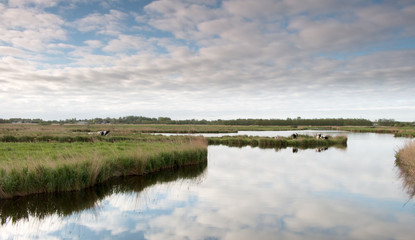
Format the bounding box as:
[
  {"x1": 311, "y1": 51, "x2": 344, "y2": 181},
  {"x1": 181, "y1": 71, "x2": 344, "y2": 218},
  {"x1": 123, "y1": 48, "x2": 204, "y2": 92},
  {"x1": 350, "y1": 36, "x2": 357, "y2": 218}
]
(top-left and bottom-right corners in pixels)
[{"x1": 1, "y1": 132, "x2": 414, "y2": 240}]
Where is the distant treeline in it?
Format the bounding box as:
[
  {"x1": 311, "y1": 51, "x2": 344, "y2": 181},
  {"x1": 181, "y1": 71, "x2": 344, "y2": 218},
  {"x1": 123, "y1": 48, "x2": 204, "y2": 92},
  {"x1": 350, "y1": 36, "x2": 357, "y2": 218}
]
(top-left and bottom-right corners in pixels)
[{"x1": 0, "y1": 116, "x2": 411, "y2": 126}]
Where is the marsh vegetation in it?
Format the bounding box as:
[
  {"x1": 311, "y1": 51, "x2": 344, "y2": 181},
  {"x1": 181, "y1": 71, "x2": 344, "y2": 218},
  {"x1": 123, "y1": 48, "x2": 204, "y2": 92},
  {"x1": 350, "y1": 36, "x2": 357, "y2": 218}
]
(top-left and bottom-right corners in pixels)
[
  {"x1": 207, "y1": 135, "x2": 347, "y2": 149},
  {"x1": 0, "y1": 126, "x2": 207, "y2": 198},
  {"x1": 0, "y1": 122, "x2": 412, "y2": 199},
  {"x1": 395, "y1": 141, "x2": 415, "y2": 199}
]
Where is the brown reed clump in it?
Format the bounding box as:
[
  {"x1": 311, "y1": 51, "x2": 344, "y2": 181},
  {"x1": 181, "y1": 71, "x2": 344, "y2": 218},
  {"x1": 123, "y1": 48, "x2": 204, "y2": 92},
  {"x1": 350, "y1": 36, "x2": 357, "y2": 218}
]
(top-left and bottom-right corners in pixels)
[{"x1": 395, "y1": 141, "x2": 415, "y2": 199}]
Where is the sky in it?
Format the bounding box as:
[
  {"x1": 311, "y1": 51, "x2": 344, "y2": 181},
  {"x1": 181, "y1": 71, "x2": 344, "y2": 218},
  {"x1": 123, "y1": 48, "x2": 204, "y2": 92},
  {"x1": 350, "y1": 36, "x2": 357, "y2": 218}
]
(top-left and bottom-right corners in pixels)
[{"x1": 0, "y1": 0, "x2": 414, "y2": 121}]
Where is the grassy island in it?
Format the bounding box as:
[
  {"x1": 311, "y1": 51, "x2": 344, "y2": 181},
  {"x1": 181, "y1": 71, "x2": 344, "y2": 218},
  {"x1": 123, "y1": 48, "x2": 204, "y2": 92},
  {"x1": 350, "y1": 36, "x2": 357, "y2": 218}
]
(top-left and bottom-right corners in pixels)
[
  {"x1": 395, "y1": 141, "x2": 415, "y2": 199},
  {"x1": 207, "y1": 135, "x2": 348, "y2": 148}
]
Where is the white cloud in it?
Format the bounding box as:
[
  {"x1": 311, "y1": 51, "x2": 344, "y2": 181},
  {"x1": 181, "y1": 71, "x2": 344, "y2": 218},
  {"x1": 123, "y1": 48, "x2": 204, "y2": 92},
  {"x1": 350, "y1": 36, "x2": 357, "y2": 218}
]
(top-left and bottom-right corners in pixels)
[
  {"x1": 73, "y1": 9, "x2": 128, "y2": 35},
  {"x1": 0, "y1": 46, "x2": 26, "y2": 56},
  {"x1": 0, "y1": 3, "x2": 65, "y2": 54},
  {"x1": 84, "y1": 40, "x2": 103, "y2": 48},
  {"x1": 103, "y1": 34, "x2": 151, "y2": 53}
]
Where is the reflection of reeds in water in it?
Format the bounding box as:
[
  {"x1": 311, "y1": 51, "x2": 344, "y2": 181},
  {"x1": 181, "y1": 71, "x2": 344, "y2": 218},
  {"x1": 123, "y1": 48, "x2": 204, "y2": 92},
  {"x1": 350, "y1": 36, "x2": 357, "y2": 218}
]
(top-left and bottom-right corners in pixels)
[
  {"x1": 395, "y1": 141, "x2": 415, "y2": 199},
  {"x1": 0, "y1": 162, "x2": 207, "y2": 225}
]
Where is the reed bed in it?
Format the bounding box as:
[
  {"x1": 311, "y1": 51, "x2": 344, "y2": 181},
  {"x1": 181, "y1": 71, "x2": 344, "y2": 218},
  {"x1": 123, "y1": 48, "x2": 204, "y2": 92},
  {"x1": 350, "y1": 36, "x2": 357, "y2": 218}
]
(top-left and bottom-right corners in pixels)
[
  {"x1": 0, "y1": 136, "x2": 207, "y2": 199},
  {"x1": 207, "y1": 135, "x2": 348, "y2": 148},
  {"x1": 395, "y1": 141, "x2": 415, "y2": 199},
  {"x1": 394, "y1": 132, "x2": 415, "y2": 138}
]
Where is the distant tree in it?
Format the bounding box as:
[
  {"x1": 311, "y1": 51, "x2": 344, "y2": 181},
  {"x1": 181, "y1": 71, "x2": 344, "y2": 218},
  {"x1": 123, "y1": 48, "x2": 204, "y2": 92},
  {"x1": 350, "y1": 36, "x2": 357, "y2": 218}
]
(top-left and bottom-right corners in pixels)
[{"x1": 377, "y1": 118, "x2": 396, "y2": 126}]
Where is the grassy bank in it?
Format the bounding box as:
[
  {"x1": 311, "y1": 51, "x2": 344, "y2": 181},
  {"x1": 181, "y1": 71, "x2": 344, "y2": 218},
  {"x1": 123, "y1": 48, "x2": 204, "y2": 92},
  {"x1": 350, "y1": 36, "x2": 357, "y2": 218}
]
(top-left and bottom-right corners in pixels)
[
  {"x1": 207, "y1": 135, "x2": 347, "y2": 149},
  {"x1": 0, "y1": 136, "x2": 207, "y2": 199},
  {"x1": 395, "y1": 141, "x2": 415, "y2": 199},
  {"x1": 332, "y1": 126, "x2": 415, "y2": 138}
]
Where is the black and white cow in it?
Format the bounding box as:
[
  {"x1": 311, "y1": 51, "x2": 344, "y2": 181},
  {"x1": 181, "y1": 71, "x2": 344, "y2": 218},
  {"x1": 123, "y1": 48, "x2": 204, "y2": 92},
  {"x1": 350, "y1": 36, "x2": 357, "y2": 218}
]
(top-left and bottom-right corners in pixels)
[
  {"x1": 98, "y1": 130, "x2": 110, "y2": 136},
  {"x1": 316, "y1": 133, "x2": 328, "y2": 140}
]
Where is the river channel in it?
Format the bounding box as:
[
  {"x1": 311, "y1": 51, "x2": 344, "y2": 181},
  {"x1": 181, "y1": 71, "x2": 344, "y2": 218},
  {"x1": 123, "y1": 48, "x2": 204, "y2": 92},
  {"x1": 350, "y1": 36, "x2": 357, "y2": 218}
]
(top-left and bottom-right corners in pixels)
[{"x1": 1, "y1": 131, "x2": 414, "y2": 239}]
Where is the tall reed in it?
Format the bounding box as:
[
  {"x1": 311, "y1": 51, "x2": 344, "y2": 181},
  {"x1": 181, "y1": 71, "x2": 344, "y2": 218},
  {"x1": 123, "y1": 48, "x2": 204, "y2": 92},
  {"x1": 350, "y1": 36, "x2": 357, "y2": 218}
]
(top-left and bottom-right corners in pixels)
[{"x1": 395, "y1": 141, "x2": 415, "y2": 199}]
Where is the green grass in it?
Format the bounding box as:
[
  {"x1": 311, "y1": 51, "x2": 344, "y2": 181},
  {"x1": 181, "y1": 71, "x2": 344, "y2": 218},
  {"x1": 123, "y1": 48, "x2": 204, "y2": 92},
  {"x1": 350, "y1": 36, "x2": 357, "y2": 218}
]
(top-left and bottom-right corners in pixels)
[
  {"x1": 207, "y1": 135, "x2": 348, "y2": 149},
  {"x1": 0, "y1": 136, "x2": 207, "y2": 198}
]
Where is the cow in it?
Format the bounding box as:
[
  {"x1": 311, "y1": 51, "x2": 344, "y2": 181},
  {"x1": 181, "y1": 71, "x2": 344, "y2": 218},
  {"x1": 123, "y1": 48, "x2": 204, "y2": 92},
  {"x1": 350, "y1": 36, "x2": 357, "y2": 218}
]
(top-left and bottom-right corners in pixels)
[
  {"x1": 316, "y1": 133, "x2": 329, "y2": 140},
  {"x1": 97, "y1": 130, "x2": 110, "y2": 136}
]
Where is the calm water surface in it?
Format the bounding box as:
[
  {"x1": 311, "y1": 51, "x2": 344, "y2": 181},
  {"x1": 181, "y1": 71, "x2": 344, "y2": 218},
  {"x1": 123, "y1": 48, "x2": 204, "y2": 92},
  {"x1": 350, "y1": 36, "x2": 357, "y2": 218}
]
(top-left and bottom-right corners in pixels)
[{"x1": 1, "y1": 131, "x2": 414, "y2": 240}]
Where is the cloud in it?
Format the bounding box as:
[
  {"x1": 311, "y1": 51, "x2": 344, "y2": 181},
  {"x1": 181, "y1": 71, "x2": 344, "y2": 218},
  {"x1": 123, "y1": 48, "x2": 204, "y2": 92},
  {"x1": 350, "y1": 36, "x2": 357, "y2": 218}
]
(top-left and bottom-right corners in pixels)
[
  {"x1": 0, "y1": 3, "x2": 65, "y2": 51},
  {"x1": 0, "y1": 46, "x2": 26, "y2": 56},
  {"x1": 0, "y1": 0, "x2": 414, "y2": 120},
  {"x1": 84, "y1": 40, "x2": 103, "y2": 48},
  {"x1": 73, "y1": 9, "x2": 128, "y2": 35},
  {"x1": 102, "y1": 34, "x2": 151, "y2": 53},
  {"x1": 7, "y1": 0, "x2": 61, "y2": 9},
  {"x1": 144, "y1": 0, "x2": 223, "y2": 40}
]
